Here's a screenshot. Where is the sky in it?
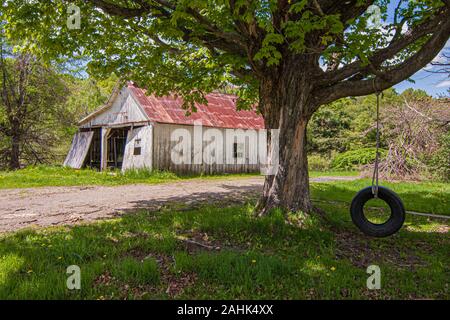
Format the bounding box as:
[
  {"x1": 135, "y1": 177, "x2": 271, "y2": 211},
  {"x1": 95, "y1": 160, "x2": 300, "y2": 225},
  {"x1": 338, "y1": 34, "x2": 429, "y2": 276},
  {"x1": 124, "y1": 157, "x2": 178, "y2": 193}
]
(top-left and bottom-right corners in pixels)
[
  {"x1": 385, "y1": 1, "x2": 450, "y2": 97},
  {"x1": 393, "y1": 41, "x2": 450, "y2": 97}
]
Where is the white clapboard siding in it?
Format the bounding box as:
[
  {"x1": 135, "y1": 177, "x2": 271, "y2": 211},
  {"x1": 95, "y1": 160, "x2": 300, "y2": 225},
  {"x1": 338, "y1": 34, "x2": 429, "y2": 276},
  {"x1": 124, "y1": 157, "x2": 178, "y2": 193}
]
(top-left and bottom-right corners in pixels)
[
  {"x1": 152, "y1": 123, "x2": 262, "y2": 174},
  {"x1": 122, "y1": 125, "x2": 153, "y2": 172},
  {"x1": 64, "y1": 131, "x2": 94, "y2": 169}
]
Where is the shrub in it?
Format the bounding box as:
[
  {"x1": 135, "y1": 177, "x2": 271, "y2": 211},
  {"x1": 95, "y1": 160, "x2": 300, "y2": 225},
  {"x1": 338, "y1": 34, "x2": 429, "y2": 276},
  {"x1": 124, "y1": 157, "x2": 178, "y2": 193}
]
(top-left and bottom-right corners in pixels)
[
  {"x1": 331, "y1": 148, "x2": 387, "y2": 170},
  {"x1": 308, "y1": 154, "x2": 332, "y2": 171},
  {"x1": 428, "y1": 131, "x2": 450, "y2": 182}
]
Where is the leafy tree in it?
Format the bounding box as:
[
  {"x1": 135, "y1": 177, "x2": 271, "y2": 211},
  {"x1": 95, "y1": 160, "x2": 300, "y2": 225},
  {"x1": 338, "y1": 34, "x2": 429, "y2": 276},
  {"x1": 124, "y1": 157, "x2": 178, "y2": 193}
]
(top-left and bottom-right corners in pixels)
[
  {"x1": 50, "y1": 74, "x2": 119, "y2": 160},
  {"x1": 429, "y1": 131, "x2": 450, "y2": 181},
  {"x1": 62, "y1": 74, "x2": 119, "y2": 132},
  {"x1": 341, "y1": 88, "x2": 402, "y2": 151},
  {"x1": 3, "y1": 0, "x2": 449, "y2": 214},
  {"x1": 308, "y1": 98, "x2": 352, "y2": 155},
  {"x1": 0, "y1": 37, "x2": 71, "y2": 169}
]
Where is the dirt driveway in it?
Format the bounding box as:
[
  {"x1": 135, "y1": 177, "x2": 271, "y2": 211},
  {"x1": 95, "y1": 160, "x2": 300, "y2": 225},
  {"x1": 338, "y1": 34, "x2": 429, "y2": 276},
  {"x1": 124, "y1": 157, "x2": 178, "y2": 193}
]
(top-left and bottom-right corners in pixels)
[{"x1": 0, "y1": 176, "x2": 357, "y2": 233}]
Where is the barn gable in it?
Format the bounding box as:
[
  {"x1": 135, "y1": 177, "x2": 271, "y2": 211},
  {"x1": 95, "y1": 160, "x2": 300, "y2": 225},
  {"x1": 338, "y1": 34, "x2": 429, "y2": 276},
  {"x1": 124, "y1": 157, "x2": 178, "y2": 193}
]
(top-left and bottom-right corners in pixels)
[{"x1": 79, "y1": 86, "x2": 149, "y2": 128}]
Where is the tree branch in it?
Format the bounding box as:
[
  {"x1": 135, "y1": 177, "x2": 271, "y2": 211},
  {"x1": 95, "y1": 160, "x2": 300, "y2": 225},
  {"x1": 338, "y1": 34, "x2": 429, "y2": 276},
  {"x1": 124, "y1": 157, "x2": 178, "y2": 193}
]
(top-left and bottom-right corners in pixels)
[
  {"x1": 315, "y1": 7, "x2": 449, "y2": 86},
  {"x1": 83, "y1": 0, "x2": 249, "y2": 58},
  {"x1": 312, "y1": 15, "x2": 450, "y2": 106},
  {"x1": 317, "y1": 0, "x2": 375, "y2": 27},
  {"x1": 86, "y1": 0, "x2": 151, "y2": 17}
]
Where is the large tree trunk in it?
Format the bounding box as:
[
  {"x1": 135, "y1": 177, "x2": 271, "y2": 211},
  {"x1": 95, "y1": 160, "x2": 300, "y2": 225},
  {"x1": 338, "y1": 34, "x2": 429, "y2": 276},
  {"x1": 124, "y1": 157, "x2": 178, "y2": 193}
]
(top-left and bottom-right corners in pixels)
[{"x1": 256, "y1": 57, "x2": 315, "y2": 216}]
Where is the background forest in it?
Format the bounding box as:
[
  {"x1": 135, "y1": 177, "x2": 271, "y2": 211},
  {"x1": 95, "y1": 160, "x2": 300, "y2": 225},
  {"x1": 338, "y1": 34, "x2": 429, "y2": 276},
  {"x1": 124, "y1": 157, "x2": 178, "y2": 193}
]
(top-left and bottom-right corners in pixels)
[
  {"x1": 0, "y1": 44, "x2": 118, "y2": 170},
  {"x1": 308, "y1": 88, "x2": 450, "y2": 181}
]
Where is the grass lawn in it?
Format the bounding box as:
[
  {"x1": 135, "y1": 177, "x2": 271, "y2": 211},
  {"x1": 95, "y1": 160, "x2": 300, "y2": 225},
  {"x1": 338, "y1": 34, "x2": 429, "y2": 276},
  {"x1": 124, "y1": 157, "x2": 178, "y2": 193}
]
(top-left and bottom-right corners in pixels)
[
  {"x1": 309, "y1": 170, "x2": 360, "y2": 177},
  {"x1": 0, "y1": 165, "x2": 357, "y2": 189},
  {"x1": 0, "y1": 165, "x2": 253, "y2": 189},
  {"x1": 0, "y1": 179, "x2": 448, "y2": 299},
  {"x1": 311, "y1": 179, "x2": 450, "y2": 215}
]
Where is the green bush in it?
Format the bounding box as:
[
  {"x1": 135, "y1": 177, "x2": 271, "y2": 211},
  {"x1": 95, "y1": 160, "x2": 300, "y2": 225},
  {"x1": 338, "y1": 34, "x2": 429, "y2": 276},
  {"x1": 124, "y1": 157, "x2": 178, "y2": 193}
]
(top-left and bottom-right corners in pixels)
[
  {"x1": 308, "y1": 154, "x2": 332, "y2": 171},
  {"x1": 428, "y1": 132, "x2": 450, "y2": 182},
  {"x1": 331, "y1": 148, "x2": 387, "y2": 170}
]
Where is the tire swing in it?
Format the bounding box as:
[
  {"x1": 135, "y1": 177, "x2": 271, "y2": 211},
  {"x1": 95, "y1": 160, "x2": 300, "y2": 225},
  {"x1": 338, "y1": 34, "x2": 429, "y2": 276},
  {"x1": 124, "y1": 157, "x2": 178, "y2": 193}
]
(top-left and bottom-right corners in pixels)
[{"x1": 350, "y1": 91, "x2": 405, "y2": 237}]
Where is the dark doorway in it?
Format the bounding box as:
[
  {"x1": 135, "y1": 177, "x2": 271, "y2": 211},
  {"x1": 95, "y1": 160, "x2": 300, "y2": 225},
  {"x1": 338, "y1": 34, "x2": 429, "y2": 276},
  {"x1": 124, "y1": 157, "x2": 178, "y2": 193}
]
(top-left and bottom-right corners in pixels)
[
  {"x1": 83, "y1": 127, "x2": 128, "y2": 170},
  {"x1": 106, "y1": 128, "x2": 128, "y2": 169},
  {"x1": 84, "y1": 128, "x2": 101, "y2": 170}
]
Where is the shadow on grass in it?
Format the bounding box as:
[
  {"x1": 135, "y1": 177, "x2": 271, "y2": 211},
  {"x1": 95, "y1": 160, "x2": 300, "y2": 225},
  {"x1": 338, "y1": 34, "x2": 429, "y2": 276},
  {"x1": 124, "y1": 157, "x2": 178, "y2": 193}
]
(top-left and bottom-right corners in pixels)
[{"x1": 116, "y1": 183, "x2": 262, "y2": 215}]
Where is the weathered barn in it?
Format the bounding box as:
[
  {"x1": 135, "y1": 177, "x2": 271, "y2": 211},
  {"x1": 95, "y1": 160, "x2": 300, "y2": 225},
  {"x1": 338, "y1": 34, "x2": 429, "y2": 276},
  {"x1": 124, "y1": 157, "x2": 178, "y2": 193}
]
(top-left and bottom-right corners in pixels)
[{"x1": 64, "y1": 83, "x2": 267, "y2": 174}]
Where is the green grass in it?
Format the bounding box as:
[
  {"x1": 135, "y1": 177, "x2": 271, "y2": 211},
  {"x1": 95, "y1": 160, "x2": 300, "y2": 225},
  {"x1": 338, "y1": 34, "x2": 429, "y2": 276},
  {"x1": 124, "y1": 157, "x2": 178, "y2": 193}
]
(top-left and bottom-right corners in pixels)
[
  {"x1": 0, "y1": 179, "x2": 448, "y2": 299},
  {"x1": 311, "y1": 178, "x2": 450, "y2": 215},
  {"x1": 111, "y1": 257, "x2": 160, "y2": 285},
  {"x1": 0, "y1": 166, "x2": 179, "y2": 189},
  {"x1": 0, "y1": 165, "x2": 357, "y2": 189},
  {"x1": 0, "y1": 165, "x2": 258, "y2": 189},
  {"x1": 309, "y1": 170, "x2": 360, "y2": 177}
]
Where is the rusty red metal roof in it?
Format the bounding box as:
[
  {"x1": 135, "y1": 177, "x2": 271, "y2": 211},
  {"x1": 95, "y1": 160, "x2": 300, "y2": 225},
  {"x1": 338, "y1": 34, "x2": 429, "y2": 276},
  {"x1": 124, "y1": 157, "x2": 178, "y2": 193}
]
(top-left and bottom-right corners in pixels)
[{"x1": 128, "y1": 84, "x2": 265, "y2": 130}]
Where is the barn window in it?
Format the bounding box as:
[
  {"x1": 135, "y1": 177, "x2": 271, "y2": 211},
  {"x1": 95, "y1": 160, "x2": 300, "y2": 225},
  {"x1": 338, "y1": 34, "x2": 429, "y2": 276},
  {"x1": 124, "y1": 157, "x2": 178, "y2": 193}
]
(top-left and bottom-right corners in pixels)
[
  {"x1": 134, "y1": 139, "x2": 142, "y2": 156},
  {"x1": 233, "y1": 142, "x2": 244, "y2": 159}
]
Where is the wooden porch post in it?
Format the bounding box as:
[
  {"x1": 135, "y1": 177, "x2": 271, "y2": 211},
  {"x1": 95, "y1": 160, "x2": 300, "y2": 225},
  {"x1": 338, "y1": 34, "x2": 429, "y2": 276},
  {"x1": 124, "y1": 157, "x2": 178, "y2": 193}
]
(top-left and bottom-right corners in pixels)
[{"x1": 100, "y1": 127, "x2": 111, "y2": 171}]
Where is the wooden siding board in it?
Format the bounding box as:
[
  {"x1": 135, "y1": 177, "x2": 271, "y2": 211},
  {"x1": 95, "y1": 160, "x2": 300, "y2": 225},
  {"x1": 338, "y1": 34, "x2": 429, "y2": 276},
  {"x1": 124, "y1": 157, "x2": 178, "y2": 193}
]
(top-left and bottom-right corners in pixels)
[
  {"x1": 152, "y1": 123, "x2": 263, "y2": 174},
  {"x1": 64, "y1": 131, "x2": 94, "y2": 169},
  {"x1": 80, "y1": 87, "x2": 148, "y2": 129},
  {"x1": 122, "y1": 125, "x2": 153, "y2": 172}
]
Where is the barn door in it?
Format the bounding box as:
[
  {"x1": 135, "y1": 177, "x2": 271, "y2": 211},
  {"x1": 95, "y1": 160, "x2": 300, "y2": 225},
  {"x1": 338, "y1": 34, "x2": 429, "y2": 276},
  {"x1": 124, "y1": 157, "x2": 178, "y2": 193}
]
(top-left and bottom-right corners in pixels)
[
  {"x1": 64, "y1": 131, "x2": 94, "y2": 169},
  {"x1": 122, "y1": 125, "x2": 152, "y2": 172}
]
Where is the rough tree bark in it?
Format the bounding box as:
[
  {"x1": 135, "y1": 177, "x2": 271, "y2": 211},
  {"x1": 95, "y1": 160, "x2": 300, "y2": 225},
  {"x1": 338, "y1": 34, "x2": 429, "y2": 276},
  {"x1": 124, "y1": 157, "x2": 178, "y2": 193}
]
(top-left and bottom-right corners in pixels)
[
  {"x1": 9, "y1": 133, "x2": 21, "y2": 170},
  {"x1": 256, "y1": 57, "x2": 315, "y2": 215},
  {"x1": 9, "y1": 118, "x2": 21, "y2": 170}
]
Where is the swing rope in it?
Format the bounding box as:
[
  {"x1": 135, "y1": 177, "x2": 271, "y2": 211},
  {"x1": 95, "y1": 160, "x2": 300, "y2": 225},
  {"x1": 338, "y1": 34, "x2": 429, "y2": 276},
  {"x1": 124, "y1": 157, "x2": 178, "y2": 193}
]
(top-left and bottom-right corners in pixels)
[{"x1": 371, "y1": 91, "x2": 381, "y2": 198}]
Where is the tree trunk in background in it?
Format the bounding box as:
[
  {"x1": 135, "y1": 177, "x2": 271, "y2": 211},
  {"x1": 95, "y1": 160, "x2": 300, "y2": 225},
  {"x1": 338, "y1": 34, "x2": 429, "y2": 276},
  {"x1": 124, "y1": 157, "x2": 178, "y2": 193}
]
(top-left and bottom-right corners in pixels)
[
  {"x1": 9, "y1": 133, "x2": 20, "y2": 170},
  {"x1": 256, "y1": 58, "x2": 315, "y2": 216}
]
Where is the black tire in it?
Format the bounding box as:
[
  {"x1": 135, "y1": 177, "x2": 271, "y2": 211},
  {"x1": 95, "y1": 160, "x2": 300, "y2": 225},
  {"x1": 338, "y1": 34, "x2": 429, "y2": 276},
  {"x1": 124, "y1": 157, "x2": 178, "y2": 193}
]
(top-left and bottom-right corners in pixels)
[{"x1": 350, "y1": 186, "x2": 405, "y2": 237}]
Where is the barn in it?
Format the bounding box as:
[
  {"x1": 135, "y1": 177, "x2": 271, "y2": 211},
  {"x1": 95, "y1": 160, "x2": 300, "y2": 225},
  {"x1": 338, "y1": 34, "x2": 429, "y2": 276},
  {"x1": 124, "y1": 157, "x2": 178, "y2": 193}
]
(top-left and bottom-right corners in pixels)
[{"x1": 64, "y1": 83, "x2": 268, "y2": 174}]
